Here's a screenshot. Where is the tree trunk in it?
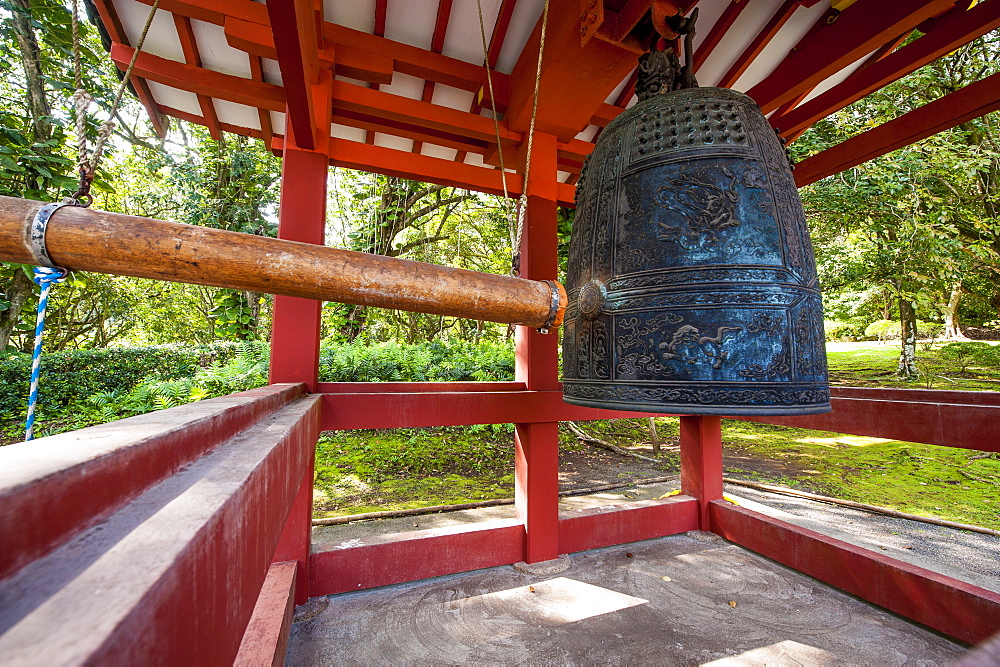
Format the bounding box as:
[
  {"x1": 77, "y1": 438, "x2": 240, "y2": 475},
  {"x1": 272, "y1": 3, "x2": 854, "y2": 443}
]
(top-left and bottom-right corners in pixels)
[
  {"x1": 10, "y1": 0, "x2": 52, "y2": 145},
  {"x1": 943, "y1": 281, "x2": 966, "y2": 339},
  {"x1": 897, "y1": 298, "x2": 919, "y2": 378},
  {"x1": 0, "y1": 269, "x2": 35, "y2": 350}
]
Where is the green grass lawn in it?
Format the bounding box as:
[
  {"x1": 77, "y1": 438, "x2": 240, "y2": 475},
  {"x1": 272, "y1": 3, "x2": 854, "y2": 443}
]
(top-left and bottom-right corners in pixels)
[{"x1": 315, "y1": 341, "x2": 1000, "y2": 528}]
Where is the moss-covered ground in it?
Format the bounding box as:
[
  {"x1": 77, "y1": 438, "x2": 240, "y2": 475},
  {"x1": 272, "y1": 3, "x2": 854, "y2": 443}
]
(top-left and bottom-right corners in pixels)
[{"x1": 314, "y1": 341, "x2": 1000, "y2": 529}]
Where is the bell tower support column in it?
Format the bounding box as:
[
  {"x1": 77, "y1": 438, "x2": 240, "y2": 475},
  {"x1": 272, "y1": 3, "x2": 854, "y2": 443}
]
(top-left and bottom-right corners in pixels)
[
  {"x1": 680, "y1": 415, "x2": 724, "y2": 530},
  {"x1": 514, "y1": 132, "x2": 561, "y2": 564}
]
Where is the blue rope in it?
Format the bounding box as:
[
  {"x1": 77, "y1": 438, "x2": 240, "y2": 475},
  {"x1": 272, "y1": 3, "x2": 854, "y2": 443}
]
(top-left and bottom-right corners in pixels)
[{"x1": 25, "y1": 266, "x2": 67, "y2": 441}]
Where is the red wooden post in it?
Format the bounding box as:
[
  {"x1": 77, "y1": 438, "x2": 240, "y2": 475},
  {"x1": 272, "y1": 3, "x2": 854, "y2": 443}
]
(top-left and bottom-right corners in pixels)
[
  {"x1": 514, "y1": 132, "x2": 560, "y2": 563},
  {"x1": 268, "y1": 147, "x2": 327, "y2": 391},
  {"x1": 679, "y1": 415, "x2": 724, "y2": 530},
  {"x1": 269, "y1": 125, "x2": 327, "y2": 602}
]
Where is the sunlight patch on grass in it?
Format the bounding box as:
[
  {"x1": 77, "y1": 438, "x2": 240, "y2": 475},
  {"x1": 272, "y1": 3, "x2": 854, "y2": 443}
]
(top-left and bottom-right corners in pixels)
[{"x1": 796, "y1": 435, "x2": 894, "y2": 447}]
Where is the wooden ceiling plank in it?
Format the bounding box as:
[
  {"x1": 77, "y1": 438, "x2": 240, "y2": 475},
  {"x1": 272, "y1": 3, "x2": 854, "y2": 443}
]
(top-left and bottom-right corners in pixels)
[
  {"x1": 110, "y1": 43, "x2": 286, "y2": 111},
  {"x1": 717, "y1": 0, "x2": 799, "y2": 89},
  {"x1": 773, "y1": 0, "x2": 1000, "y2": 137},
  {"x1": 173, "y1": 14, "x2": 223, "y2": 140},
  {"x1": 266, "y1": 0, "x2": 320, "y2": 149},
  {"x1": 693, "y1": 0, "x2": 749, "y2": 72},
  {"x1": 747, "y1": 0, "x2": 956, "y2": 114},
  {"x1": 89, "y1": 0, "x2": 169, "y2": 136},
  {"x1": 794, "y1": 71, "x2": 1000, "y2": 187}
]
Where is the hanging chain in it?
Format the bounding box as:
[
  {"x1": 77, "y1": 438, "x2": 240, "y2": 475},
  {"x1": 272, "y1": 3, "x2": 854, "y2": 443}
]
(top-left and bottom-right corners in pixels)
[{"x1": 69, "y1": 0, "x2": 162, "y2": 206}]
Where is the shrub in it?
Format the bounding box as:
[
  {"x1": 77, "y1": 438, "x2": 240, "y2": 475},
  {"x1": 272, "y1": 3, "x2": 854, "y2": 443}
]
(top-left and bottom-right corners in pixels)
[
  {"x1": 824, "y1": 321, "x2": 865, "y2": 342},
  {"x1": 864, "y1": 320, "x2": 898, "y2": 341}
]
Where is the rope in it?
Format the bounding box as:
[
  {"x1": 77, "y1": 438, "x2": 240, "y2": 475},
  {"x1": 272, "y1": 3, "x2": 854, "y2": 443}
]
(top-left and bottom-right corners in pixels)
[
  {"x1": 69, "y1": 0, "x2": 161, "y2": 205},
  {"x1": 24, "y1": 267, "x2": 68, "y2": 441},
  {"x1": 512, "y1": 0, "x2": 550, "y2": 276},
  {"x1": 476, "y1": 0, "x2": 514, "y2": 254},
  {"x1": 476, "y1": 0, "x2": 549, "y2": 276}
]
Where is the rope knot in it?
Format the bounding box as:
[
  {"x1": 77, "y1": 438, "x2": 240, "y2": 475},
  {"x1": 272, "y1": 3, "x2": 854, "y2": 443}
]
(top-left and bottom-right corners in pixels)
[{"x1": 32, "y1": 266, "x2": 68, "y2": 288}]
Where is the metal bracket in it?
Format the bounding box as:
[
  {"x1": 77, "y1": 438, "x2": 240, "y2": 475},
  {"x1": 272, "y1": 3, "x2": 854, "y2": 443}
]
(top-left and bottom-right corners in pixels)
[
  {"x1": 537, "y1": 280, "x2": 563, "y2": 334},
  {"x1": 28, "y1": 202, "x2": 74, "y2": 268}
]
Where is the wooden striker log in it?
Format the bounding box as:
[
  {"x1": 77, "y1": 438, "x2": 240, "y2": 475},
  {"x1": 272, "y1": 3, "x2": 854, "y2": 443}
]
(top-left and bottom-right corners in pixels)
[{"x1": 0, "y1": 196, "x2": 565, "y2": 329}]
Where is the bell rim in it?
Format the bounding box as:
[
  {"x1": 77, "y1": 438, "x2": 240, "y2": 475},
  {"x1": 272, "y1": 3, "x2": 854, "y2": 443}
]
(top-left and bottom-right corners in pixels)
[{"x1": 561, "y1": 395, "x2": 832, "y2": 417}]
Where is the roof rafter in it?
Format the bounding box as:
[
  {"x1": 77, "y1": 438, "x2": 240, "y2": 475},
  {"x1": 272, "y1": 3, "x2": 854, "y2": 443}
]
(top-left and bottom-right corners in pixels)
[
  {"x1": 747, "y1": 0, "x2": 956, "y2": 114},
  {"x1": 693, "y1": 0, "x2": 749, "y2": 72},
  {"x1": 265, "y1": 0, "x2": 322, "y2": 149},
  {"x1": 717, "y1": 0, "x2": 799, "y2": 89},
  {"x1": 413, "y1": 0, "x2": 456, "y2": 154},
  {"x1": 172, "y1": 14, "x2": 222, "y2": 140},
  {"x1": 773, "y1": 0, "x2": 1000, "y2": 138},
  {"x1": 794, "y1": 71, "x2": 1000, "y2": 187}
]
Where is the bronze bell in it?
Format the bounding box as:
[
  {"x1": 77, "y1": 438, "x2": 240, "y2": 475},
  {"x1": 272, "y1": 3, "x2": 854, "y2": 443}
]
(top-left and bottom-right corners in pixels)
[{"x1": 562, "y1": 48, "x2": 830, "y2": 416}]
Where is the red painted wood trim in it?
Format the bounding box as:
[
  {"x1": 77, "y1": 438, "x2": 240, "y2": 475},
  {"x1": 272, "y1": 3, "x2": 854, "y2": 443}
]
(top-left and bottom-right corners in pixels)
[
  {"x1": 559, "y1": 497, "x2": 700, "y2": 553},
  {"x1": 747, "y1": 0, "x2": 955, "y2": 113},
  {"x1": 515, "y1": 422, "x2": 561, "y2": 563},
  {"x1": 0, "y1": 383, "x2": 303, "y2": 582},
  {"x1": 310, "y1": 520, "x2": 526, "y2": 596},
  {"x1": 173, "y1": 14, "x2": 223, "y2": 140},
  {"x1": 319, "y1": 389, "x2": 658, "y2": 431},
  {"x1": 273, "y1": 467, "x2": 314, "y2": 604},
  {"x1": 794, "y1": 71, "x2": 1000, "y2": 187},
  {"x1": 693, "y1": 0, "x2": 751, "y2": 72},
  {"x1": 317, "y1": 381, "x2": 526, "y2": 393},
  {"x1": 710, "y1": 501, "x2": 1000, "y2": 644},
  {"x1": 717, "y1": 0, "x2": 799, "y2": 89},
  {"x1": 0, "y1": 395, "x2": 321, "y2": 664},
  {"x1": 249, "y1": 55, "x2": 274, "y2": 145},
  {"x1": 732, "y1": 391, "x2": 1000, "y2": 453},
  {"x1": 831, "y1": 386, "x2": 1000, "y2": 405},
  {"x1": 234, "y1": 561, "x2": 297, "y2": 667},
  {"x1": 775, "y1": 0, "x2": 1000, "y2": 138}
]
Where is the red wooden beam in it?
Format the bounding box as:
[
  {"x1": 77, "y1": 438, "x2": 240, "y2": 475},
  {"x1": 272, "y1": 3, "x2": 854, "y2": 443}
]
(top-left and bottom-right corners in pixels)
[
  {"x1": 773, "y1": 0, "x2": 1000, "y2": 138},
  {"x1": 693, "y1": 0, "x2": 750, "y2": 72},
  {"x1": 559, "y1": 496, "x2": 699, "y2": 553},
  {"x1": 505, "y1": 0, "x2": 641, "y2": 142},
  {"x1": 110, "y1": 44, "x2": 285, "y2": 111},
  {"x1": 266, "y1": 0, "x2": 320, "y2": 149},
  {"x1": 173, "y1": 14, "x2": 223, "y2": 140},
  {"x1": 311, "y1": 520, "x2": 526, "y2": 596},
  {"x1": 234, "y1": 561, "x2": 297, "y2": 666},
  {"x1": 794, "y1": 71, "x2": 1000, "y2": 187},
  {"x1": 717, "y1": 0, "x2": 799, "y2": 89},
  {"x1": 734, "y1": 385, "x2": 1000, "y2": 453},
  {"x1": 158, "y1": 104, "x2": 267, "y2": 141},
  {"x1": 711, "y1": 502, "x2": 1000, "y2": 644},
  {"x1": 319, "y1": 389, "x2": 657, "y2": 431},
  {"x1": 0, "y1": 383, "x2": 304, "y2": 582},
  {"x1": 747, "y1": 0, "x2": 956, "y2": 114}
]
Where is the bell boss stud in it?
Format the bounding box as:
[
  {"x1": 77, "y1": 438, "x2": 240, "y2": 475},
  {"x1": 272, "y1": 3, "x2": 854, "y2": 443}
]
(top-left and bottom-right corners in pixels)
[
  {"x1": 0, "y1": 196, "x2": 565, "y2": 331},
  {"x1": 562, "y1": 38, "x2": 831, "y2": 416}
]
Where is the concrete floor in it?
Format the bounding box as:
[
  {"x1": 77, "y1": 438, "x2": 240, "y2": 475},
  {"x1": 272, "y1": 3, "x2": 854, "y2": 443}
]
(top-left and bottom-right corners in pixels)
[{"x1": 288, "y1": 532, "x2": 966, "y2": 665}]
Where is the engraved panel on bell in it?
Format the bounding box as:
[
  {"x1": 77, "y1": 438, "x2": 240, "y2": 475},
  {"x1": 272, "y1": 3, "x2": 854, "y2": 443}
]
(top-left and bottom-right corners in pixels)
[
  {"x1": 562, "y1": 85, "x2": 830, "y2": 416},
  {"x1": 617, "y1": 159, "x2": 782, "y2": 273}
]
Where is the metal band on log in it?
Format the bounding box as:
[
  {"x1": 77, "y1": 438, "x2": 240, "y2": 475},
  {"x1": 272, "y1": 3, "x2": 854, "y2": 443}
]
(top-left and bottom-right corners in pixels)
[{"x1": 0, "y1": 196, "x2": 565, "y2": 329}]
